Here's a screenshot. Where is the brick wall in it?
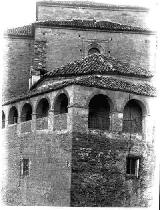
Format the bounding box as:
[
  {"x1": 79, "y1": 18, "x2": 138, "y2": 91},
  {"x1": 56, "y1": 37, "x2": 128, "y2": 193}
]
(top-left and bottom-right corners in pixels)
[
  {"x1": 2, "y1": 84, "x2": 155, "y2": 206},
  {"x1": 3, "y1": 37, "x2": 34, "y2": 102},
  {"x1": 71, "y1": 132, "x2": 155, "y2": 207},
  {"x1": 37, "y1": 5, "x2": 148, "y2": 28},
  {"x1": 35, "y1": 27, "x2": 156, "y2": 74},
  {"x1": 4, "y1": 129, "x2": 72, "y2": 206}
]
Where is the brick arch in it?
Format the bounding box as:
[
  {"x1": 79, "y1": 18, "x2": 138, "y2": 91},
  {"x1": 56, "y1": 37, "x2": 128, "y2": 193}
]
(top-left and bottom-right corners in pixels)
[
  {"x1": 8, "y1": 106, "x2": 18, "y2": 124},
  {"x1": 35, "y1": 97, "x2": 50, "y2": 118},
  {"x1": 2, "y1": 110, "x2": 5, "y2": 128},
  {"x1": 121, "y1": 98, "x2": 148, "y2": 117},
  {"x1": 35, "y1": 95, "x2": 51, "y2": 112},
  {"x1": 122, "y1": 99, "x2": 146, "y2": 134},
  {"x1": 86, "y1": 91, "x2": 115, "y2": 112},
  {"x1": 20, "y1": 103, "x2": 33, "y2": 122},
  {"x1": 87, "y1": 42, "x2": 104, "y2": 55},
  {"x1": 87, "y1": 92, "x2": 115, "y2": 131},
  {"x1": 52, "y1": 89, "x2": 70, "y2": 110},
  {"x1": 19, "y1": 101, "x2": 33, "y2": 114}
]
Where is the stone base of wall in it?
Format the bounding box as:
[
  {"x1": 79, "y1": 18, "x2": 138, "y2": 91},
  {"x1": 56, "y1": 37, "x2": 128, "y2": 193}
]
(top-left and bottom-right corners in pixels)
[{"x1": 70, "y1": 131, "x2": 155, "y2": 207}]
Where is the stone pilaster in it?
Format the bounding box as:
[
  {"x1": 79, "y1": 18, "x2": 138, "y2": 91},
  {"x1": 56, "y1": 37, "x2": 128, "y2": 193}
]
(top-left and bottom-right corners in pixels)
[
  {"x1": 31, "y1": 113, "x2": 36, "y2": 132},
  {"x1": 48, "y1": 109, "x2": 54, "y2": 131},
  {"x1": 110, "y1": 111, "x2": 123, "y2": 132},
  {"x1": 68, "y1": 104, "x2": 88, "y2": 133}
]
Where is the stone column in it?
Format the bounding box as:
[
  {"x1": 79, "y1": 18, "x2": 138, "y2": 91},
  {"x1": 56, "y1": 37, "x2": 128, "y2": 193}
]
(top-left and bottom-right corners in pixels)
[
  {"x1": 144, "y1": 114, "x2": 154, "y2": 143},
  {"x1": 110, "y1": 111, "x2": 123, "y2": 132},
  {"x1": 68, "y1": 105, "x2": 88, "y2": 133},
  {"x1": 17, "y1": 114, "x2": 21, "y2": 136},
  {"x1": 48, "y1": 109, "x2": 54, "y2": 131},
  {"x1": 31, "y1": 113, "x2": 36, "y2": 133}
]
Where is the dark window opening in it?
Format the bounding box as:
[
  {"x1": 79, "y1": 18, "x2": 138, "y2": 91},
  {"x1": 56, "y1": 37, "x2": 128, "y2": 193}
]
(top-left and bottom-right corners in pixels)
[
  {"x1": 88, "y1": 94, "x2": 110, "y2": 130},
  {"x1": 36, "y1": 98, "x2": 49, "y2": 118},
  {"x1": 88, "y1": 47, "x2": 100, "y2": 55},
  {"x1": 123, "y1": 100, "x2": 142, "y2": 133},
  {"x1": 8, "y1": 106, "x2": 18, "y2": 124},
  {"x1": 54, "y1": 93, "x2": 68, "y2": 115},
  {"x1": 21, "y1": 103, "x2": 32, "y2": 122},
  {"x1": 20, "y1": 158, "x2": 29, "y2": 177},
  {"x1": 2, "y1": 111, "x2": 5, "y2": 128},
  {"x1": 126, "y1": 156, "x2": 139, "y2": 177}
]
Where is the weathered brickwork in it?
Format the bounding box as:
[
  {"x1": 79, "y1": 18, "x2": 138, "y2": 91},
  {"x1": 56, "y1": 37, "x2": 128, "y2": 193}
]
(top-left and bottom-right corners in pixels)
[
  {"x1": 35, "y1": 27, "x2": 156, "y2": 73},
  {"x1": 3, "y1": 128, "x2": 72, "y2": 206},
  {"x1": 32, "y1": 40, "x2": 47, "y2": 75},
  {"x1": 71, "y1": 132, "x2": 155, "y2": 207},
  {"x1": 2, "y1": 83, "x2": 156, "y2": 206},
  {"x1": 37, "y1": 2, "x2": 149, "y2": 28},
  {"x1": 3, "y1": 38, "x2": 34, "y2": 102}
]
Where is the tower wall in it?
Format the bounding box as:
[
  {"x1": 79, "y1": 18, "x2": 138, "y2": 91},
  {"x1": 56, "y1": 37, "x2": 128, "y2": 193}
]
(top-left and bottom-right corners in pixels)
[
  {"x1": 35, "y1": 27, "x2": 156, "y2": 74},
  {"x1": 36, "y1": 1, "x2": 149, "y2": 28},
  {"x1": 3, "y1": 37, "x2": 34, "y2": 102}
]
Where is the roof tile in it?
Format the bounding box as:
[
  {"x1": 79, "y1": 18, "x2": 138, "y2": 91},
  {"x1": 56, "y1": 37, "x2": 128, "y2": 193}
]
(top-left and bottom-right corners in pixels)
[
  {"x1": 36, "y1": 19, "x2": 151, "y2": 33},
  {"x1": 3, "y1": 75, "x2": 155, "y2": 106},
  {"x1": 45, "y1": 53, "x2": 152, "y2": 78}
]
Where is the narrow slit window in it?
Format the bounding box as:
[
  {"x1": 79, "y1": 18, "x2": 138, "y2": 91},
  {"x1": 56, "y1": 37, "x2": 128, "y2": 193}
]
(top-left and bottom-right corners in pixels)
[
  {"x1": 126, "y1": 156, "x2": 140, "y2": 177},
  {"x1": 20, "y1": 158, "x2": 29, "y2": 177}
]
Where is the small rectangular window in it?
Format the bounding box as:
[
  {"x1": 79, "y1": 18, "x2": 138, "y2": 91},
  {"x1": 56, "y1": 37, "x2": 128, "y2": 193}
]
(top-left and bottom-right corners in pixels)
[
  {"x1": 20, "y1": 158, "x2": 29, "y2": 177},
  {"x1": 126, "y1": 156, "x2": 139, "y2": 177}
]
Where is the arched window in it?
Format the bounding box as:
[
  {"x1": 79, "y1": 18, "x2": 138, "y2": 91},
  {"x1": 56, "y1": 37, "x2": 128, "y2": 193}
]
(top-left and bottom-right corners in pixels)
[
  {"x1": 88, "y1": 94, "x2": 110, "y2": 130},
  {"x1": 8, "y1": 106, "x2": 18, "y2": 124},
  {"x1": 36, "y1": 98, "x2": 49, "y2": 118},
  {"x1": 123, "y1": 99, "x2": 142, "y2": 133},
  {"x1": 2, "y1": 111, "x2": 5, "y2": 128},
  {"x1": 21, "y1": 103, "x2": 32, "y2": 122},
  {"x1": 88, "y1": 47, "x2": 100, "y2": 55},
  {"x1": 54, "y1": 93, "x2": 68, "y2": 115}
]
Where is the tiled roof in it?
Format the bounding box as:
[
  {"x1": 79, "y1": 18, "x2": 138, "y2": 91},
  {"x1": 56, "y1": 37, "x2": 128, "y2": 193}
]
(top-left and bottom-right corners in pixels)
[
  {"x1": 3, "y1": 75, "x2": 156, "y2": 106},
  {"x1": 6, "y1": 25, "x2": 34, "y2": 37},
  {"x1": 45, "y1": 53, "x2": 152, "y2": 78},
  {"x1": 34, "y1": 75, "x2": 155, "y2": 97},
  {"x1": 6, "y1": 19, "x2": 152, "y2": 37},
  {"x1": 35, "y1": 19, "x2": 151, "y2": 33}
]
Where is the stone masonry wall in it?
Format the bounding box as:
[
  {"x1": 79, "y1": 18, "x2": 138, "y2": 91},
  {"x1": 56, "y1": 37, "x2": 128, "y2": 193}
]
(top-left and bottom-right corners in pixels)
[
  {"x1": 3, "y1": 128, "x2": 72, "y2": 206},
  {"x1": 37, "y1": 5, "x2": 149, "y2": 28},
  {"x1": 69, "y1": 85, "x2": 155, "y2": 207},
  {"x1": 2, "y1": 84, "x2": 155, "y2": 206},
  {"x1": 3, "y1": 38, "x2": 34, "y2": 102},
  {"x1": 35, "y1": 27, "x2": 156, "y2": 74},
  {"x1": 70, "y1": 131, "x2": 155, "y2": 207}
]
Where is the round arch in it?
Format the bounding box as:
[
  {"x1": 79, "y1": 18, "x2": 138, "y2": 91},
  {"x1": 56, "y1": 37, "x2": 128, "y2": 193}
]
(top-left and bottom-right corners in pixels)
[
  {"x1": 54, "y1": 93, "x2": 69, "y2": 115},
  {"x1": 21, "y1": 103, "x2": 32, "y2": 122},
  {"x1": 88, "y1": 47, "x2": 100, "y2": 55},
  {"x1": 36, "y1": 98, "x2": 50, "y2": 118},
  {"x1": 87, "y1": 42, "x2": 103, "y2": 54},
  {"x1": 86, "y1": 92, "x2": 114, "y2": 112},
  {"x1": 122, "y1": 98, "x2": 147, "y2": 117},
  {"x1": 2, "y1": 110, "x2": 5, "y2": 128},
  {"x1": 122, "y1": 99, "x2": 143, "y2": 134},
  {"x1": 88, "y1": 94, "x2": 111, "y2": 130},
  {"x1": 8, "y1": 106, "x2": 18, "y2": 124}
]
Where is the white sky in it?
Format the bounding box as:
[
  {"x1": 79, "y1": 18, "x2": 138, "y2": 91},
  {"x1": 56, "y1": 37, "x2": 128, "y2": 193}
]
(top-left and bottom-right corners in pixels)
[{"x1": 0, "y1": 0, "x2": 159, "y2": 29}]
